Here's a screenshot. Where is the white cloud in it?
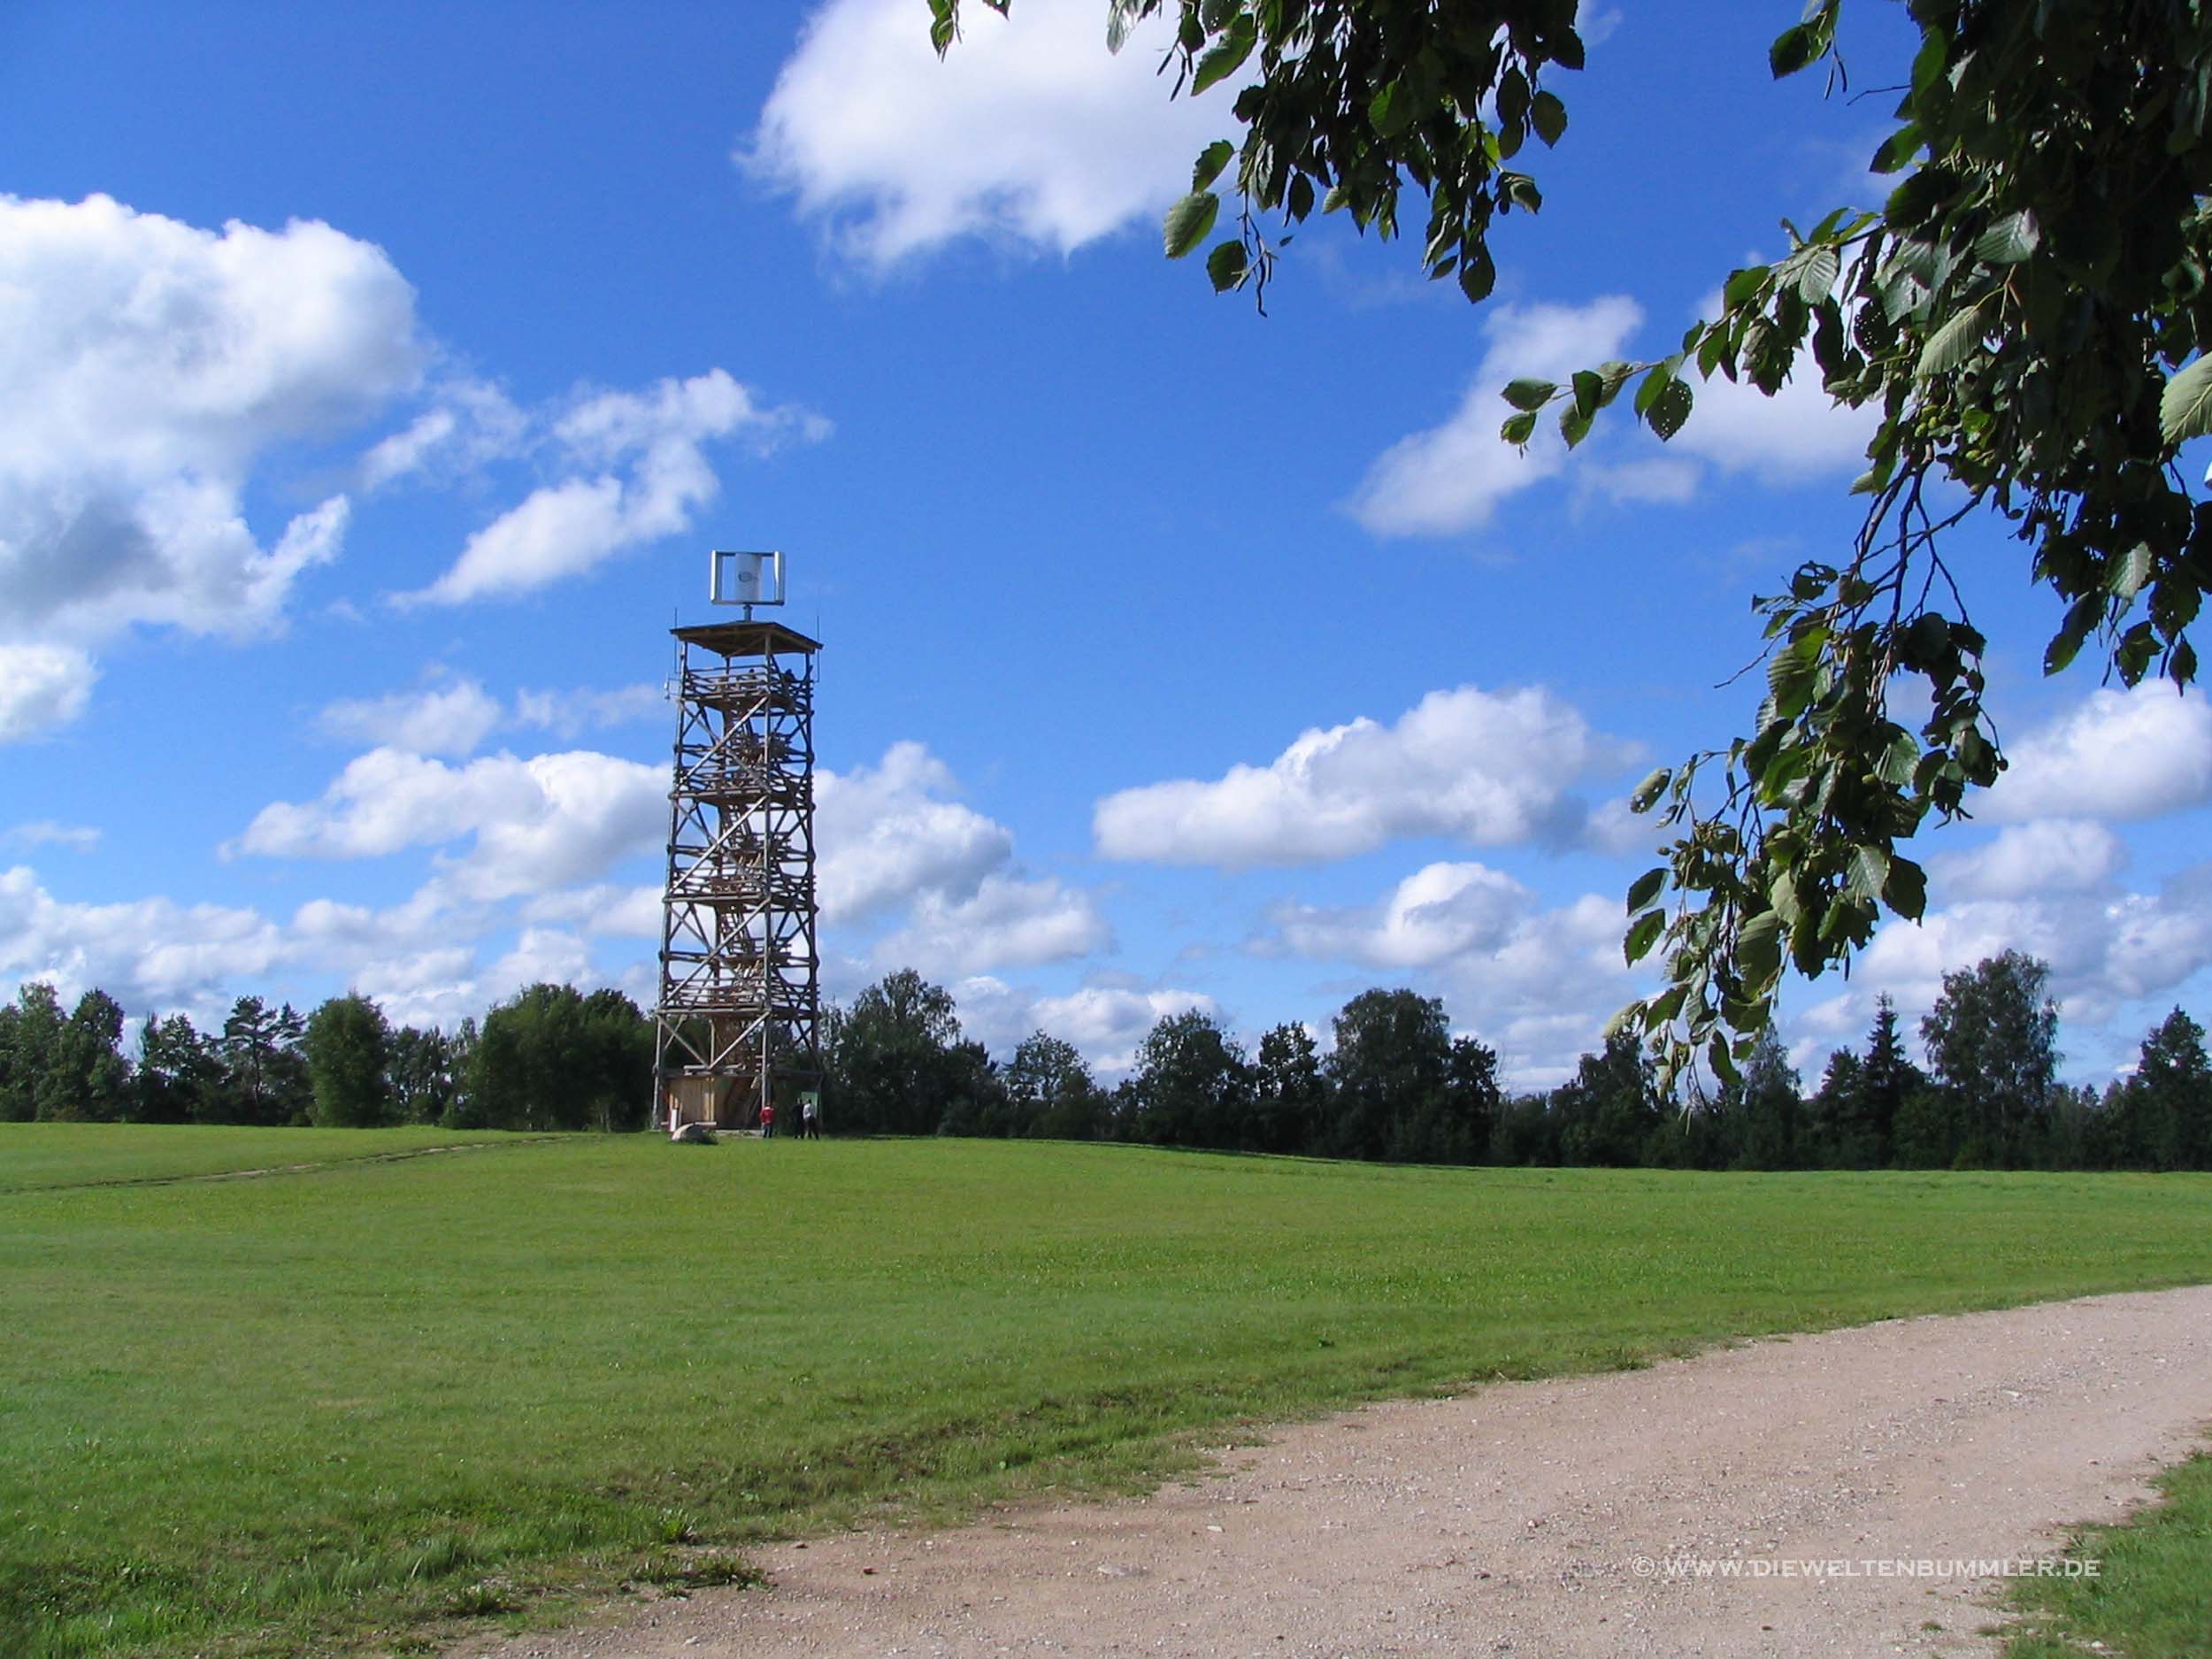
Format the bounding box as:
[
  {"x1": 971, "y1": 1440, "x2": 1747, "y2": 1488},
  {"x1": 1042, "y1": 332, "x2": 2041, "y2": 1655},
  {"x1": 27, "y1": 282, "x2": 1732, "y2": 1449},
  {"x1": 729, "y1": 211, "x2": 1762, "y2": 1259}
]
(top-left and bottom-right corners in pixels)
[
  {"x1": 1349, "y1": 286, "x2": 1879, "y2": 541},
  {"x1": 317, "y1": 673, "x2": 665, "y2": 757},
  {"x1": 1349, "y1": 297, "x2": 1644, "y2": 537},
  {"x1": 814, "y1": 741, "x2": 1110, "y2": 977},
  {"x1": 522, "y1": 883, "x2": 662, "y2": 939},
  {"x1": 951, "y1": 974, "x2": 1217, "y2": 1074},
  {"x1": 485, "y1": 926, "x2": 595, "y2": 999},
  {"x1": 1667, "y1": 292, "x2": 1881, "y2": 484},
  {"x1": 817, "y1": 741, "x2": 1014, "y2": 923},
  {"x1": 358, "y1": 378, "x2": 527, "y2": 491},
  {"x1": 1930, "y1": 818, "x2": 2127, "y2": 902},
  {"x1": 1986, "y1": 680, "x2": 2212, "y2": 824},
  {"x1": 400, "y1": 371, "x2": 821, "y2": 606},
  {"x1": 0, "y1": 195, "x2": 421, "y2": 737},
  {"x1": 875, "y1": 872, "x2": 1108, "y2": 976},
  {"x1": 1254, "y1": 859, "x2": 1643, "y2": 1089},
  {"x1": 1094, "y1": 684, "x2": 1638, "y2": 867},
  {"x1": 0, "y1": 643, "x2": 97, "y2": 741},
  {"x1": 0, "y1": 864, "x2": 286, "y2": 1014},
  {"x1": 1671, "y1": 364, "x2": 1879, "y2": 483},
  {"x1": 1274, "y1": 861, "x2": 1532, "y2": 969},
  {"x1": 1795, "y1": 863, "x2": 2212, "y2": 1058},
  {"x1": 4, "y1": 820, "x2": 101, "y2": 853},
  {"x1": 512, "y1": 681, "x2": 665, "y2": 737},
  {"x1": 229, "y1": 747, "x2": 665, "y2": 901},
  {"x1": 319, "y1": 678, "x2": 507, "y2": 757},
  {"x1": 749, "y1": 0, "x2": 1228, "y2": 265}
]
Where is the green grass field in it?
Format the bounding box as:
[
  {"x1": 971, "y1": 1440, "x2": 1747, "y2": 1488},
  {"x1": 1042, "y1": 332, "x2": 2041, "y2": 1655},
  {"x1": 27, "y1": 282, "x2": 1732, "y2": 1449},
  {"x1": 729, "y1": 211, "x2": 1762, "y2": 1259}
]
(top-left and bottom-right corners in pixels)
[{"x1": 5, "y1": 1126, "x2": 2211, "y2": 1659}]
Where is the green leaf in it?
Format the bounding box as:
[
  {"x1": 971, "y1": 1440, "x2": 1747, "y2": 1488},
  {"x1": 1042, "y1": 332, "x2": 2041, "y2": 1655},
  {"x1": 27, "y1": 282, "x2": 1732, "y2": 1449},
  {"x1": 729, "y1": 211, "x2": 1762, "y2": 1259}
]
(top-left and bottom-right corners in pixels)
[
  {"x1": 2043, "y1": 595, "x2": 2102, "y2": 675},
  {"x1": 1502, "y1": 378, "x2": 1557, "y2": 412},
  {"x1": 1796, "y1": 245, "x2": 1839, "y2": 302},
  {"x1": 1559, "y1": 402, "x2": 1593, "y2": 449},
  {"x1": 2108, "y1": 542, "x2": 2154, "y2": 601},
  {"x1": 1163, "y1": 191, "x2": 1220, "y2": 258},
  {"x1": 1870, "y1": 123, "x2": 1922, "y2": 174},
  {"x1": 2159, "y1": 355, "x2": 2212, "y2": 444},
  {"x1": 1881, "y1": 856, "x2": 1927, "y2": 920},
  {"x1": 1624, "y1": 908, "x2": 1666, "y2": 965},
  {"x1": 1457, "y1": 242, "x2": 1497, "y2": 302},
  {"x1": 1628, "y1": 765, "x2": 1671, "y2": 812},
  {"x1": 1846, "y1": 844, "x2": 1890, "y2": 903},
  {"x1": 1735, "y1": 910, "x2": 1783, "y2": 990},
  {"x1": 1191, "y1": 139, "x2": 1234, "y2": 193},
  {"x1": 1723, "y1": 265, "x2": 1770, "y2": 309},
  {"x1": 1626, "y1": 868, "x2": 1667, "y2": 913},
  {"x1": 1571, "y1": 369, "x2": 1603, "y2": 419},
  {"x1": 1770, "y1": 23, "x2": 1818, "y2": 77},
  {"x1": 1500, "y1": 409, "x2": 1538, "y2": 446},
  {"x1": 1875, "y1": 731, "x2": 1919, "y2": 787},
  {"x1": 1205, "y1": 238, "x2": 1248, "y2": 291},
  {"x1": 1531, "y1": 90, "x2": 1567, "y2": 147},
  {"x1": 1633, "y1": 364, "x2": 1678, "y2": 419},
  {"x1": 1915, "y1": 299, "x2": 1987, "y2": 378},
  {"x1": 1647, "y1": 378, "x2": 1694, "y2": 441},
  {"x1": 1191, "y1": 16, "x2": 1256, "y2": 96},
  {"x1": 1972, "y1": 210, "x2": 2040, "y2": 265}
]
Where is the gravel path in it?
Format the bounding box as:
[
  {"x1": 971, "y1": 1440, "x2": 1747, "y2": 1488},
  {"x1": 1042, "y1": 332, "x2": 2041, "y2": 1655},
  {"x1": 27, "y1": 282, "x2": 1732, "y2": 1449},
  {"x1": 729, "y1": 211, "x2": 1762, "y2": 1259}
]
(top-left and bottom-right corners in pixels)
[{"x1": 455, "y1": 1286, "x2": 2212, "y2": 1659}]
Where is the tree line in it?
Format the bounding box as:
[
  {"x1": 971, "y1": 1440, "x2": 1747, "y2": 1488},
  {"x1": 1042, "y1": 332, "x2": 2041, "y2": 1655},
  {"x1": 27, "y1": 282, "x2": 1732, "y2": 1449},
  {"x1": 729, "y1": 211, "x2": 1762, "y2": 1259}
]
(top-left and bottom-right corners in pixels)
[
  {"x1": 0, "y1": 982, "x2": 653, "y2": 1133},
  {"x1": 821, "y1": 952, "x2": 2212, "y2": 1172},
  {"x1": 5, "y1": 949, "x2": 2208, "y2": 1171}
]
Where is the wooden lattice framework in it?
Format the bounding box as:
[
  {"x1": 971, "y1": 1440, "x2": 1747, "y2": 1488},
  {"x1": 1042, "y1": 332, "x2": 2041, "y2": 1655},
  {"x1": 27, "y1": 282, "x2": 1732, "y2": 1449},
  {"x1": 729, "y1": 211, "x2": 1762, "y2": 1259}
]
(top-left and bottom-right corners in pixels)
[{"x1": 653, "y1": 618, "x2": 821, "y2": 1130}]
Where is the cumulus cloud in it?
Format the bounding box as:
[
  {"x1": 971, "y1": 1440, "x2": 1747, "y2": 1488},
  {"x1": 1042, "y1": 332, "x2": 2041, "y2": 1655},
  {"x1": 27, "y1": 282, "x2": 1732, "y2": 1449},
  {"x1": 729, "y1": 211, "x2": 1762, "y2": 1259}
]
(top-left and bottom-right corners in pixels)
[
  {"x1": 0, "y1": 644, "x2": 97, "y2": 741},
  {"x1": 400, "y1": 371, "x2": 821, "y2": 606},
  {"x1": 817, "y1": 741, "x2": 1015, "y2": 923},
  {"x1": 749, "y1": 0, "x2": 1228, "y2": 265},
  {"x1": 951, "y1": 975, "x2": 1217, "y2": 1074},
  {"x1": 1273, "y1": 861, "x2": 1533, "y2": 969},
  {"x1": 874, "y1": 873, "x2": 1109, "y2": 977},
  {"x1": 1671, "y1": 354, "x2": 1880, "y2": 482},
  {"x1": 1094, "y1": 684, "x2": 1638, "y2": 867},
  {"x1": 317, "y1": 673, "x2": 663, "y2": 758},
  {"x1": 1929, "y1": 819, "x2": 2127, "y2": 902},
  {"x1": 1986, "y1": 680, "x2": 2212, "y2": 824},
  {"x1": 1793, "y1": 862, "x2": 2212, "y2": 1061},
  {"x1": 358, "y1": 378, "x2": 527, "y2": 492},
  {"x1": 1253, "y1": 858, "x2": 1643, "y2": 1089},
  {"x1": 229, "y1": 747, "x2": 665, "y2": 902},
  {"x1": 0, "y1": 864, "x2": 286, "y2": 1013},
  {"x1": 512, "y1": 682, "x2": 665, "y2": 738},
  {"x1": 1349, "y1": 297, "x2": 1644, "y2": 537},
  {"x1": 319, "y1": 678, "x2": 507, "y2": 757},
  {"x1": 4, "y1": 821, "x2": 100, "y2": 853},
  {"x1": 1349, "y1": 289, "x2": 1878, "y2": 540},
  {"x1": 0, "y1": 194, "x2": 421, "y2": 736},
  {"x1": 815, "y1": 741, "x2": 1109, "y2": 976}
]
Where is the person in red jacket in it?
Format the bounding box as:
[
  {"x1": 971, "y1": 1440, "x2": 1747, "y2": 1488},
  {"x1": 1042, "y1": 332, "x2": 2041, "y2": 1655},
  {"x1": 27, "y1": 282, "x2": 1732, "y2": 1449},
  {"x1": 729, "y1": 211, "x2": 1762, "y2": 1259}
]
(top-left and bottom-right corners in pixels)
[{"x1": 759, "y1": 1101, "x2": 776, "y2": 1139}]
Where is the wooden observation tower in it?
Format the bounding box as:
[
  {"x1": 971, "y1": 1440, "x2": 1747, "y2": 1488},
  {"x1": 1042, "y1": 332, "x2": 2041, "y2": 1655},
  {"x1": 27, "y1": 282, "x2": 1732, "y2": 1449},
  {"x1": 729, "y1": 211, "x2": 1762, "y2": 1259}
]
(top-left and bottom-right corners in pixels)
[{"x1": 653, "y1": 550, "x2": 821, "y2": 1133}]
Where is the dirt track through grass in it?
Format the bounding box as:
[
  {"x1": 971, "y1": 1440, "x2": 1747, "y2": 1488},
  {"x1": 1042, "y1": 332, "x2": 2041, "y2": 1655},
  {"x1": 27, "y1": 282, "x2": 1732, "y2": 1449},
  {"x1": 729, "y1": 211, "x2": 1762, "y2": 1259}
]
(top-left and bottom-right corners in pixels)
[{"x1": 454, "y1": 1286, "x2": 2212, "y2": 1659}]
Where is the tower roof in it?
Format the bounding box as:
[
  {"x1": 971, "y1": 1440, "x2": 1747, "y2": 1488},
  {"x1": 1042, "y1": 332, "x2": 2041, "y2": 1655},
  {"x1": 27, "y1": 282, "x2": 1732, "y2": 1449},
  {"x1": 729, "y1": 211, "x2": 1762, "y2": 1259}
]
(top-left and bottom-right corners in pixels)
[{"x1": 671, "y1": 618, "x2": 821, "y2": 657}]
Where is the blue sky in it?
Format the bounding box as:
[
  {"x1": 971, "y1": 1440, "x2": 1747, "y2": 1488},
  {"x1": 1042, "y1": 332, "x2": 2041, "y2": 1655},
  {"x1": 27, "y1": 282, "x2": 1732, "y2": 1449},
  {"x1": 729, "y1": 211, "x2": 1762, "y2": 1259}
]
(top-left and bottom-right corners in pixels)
[{"x1": 4, "y1": 0, "x2": 2208, "y2": 1089}]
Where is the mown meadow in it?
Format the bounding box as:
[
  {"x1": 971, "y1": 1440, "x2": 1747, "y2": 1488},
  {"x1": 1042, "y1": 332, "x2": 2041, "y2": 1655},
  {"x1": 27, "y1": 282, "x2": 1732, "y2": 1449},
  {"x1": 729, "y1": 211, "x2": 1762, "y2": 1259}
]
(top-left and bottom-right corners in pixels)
[{"x1": 5, "y1": 1125, "x2": 2211, "y2": 1657}]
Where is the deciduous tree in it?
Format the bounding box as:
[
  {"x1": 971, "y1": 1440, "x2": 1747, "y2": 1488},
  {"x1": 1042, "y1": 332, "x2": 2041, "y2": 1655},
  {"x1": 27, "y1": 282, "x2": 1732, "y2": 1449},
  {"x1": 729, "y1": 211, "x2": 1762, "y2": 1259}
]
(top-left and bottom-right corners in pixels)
[{"x1": 303, "y1": 993, "x2": 396, "y2": 1129}]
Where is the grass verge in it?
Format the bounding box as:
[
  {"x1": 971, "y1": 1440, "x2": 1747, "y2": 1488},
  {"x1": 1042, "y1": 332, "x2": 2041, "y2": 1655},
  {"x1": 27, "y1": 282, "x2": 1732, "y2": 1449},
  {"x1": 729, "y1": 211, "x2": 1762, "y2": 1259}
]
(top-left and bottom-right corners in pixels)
[{"x1": 2003, "y1": 1454, "x2": 2212, "y2": 1659}]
